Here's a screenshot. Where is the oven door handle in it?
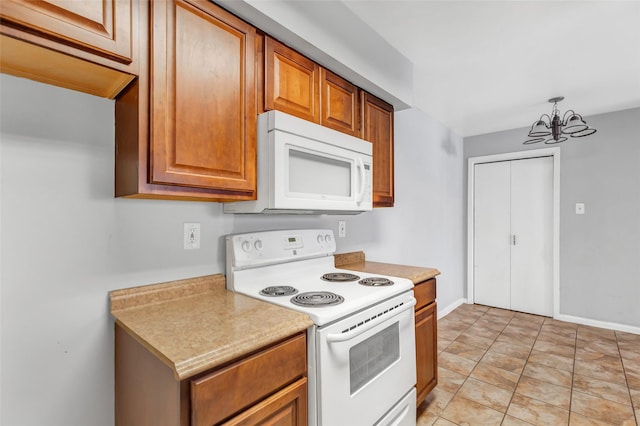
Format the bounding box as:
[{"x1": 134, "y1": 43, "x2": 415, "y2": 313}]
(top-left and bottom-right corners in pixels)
[{"x1": 326, "y1": 298, "x2": 416, "y2": 343}]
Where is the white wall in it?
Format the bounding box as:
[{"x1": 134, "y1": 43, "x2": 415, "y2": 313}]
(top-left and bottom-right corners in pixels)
[
  {"x1": 0, "y1": 75, "x2": 464, "y2": 425},
  {"x1": 464, "y1": 108, "x2": 640, "y2": 330}
]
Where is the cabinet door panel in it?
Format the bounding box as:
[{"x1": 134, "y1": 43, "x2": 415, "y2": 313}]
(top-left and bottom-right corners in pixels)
[
  {"x1": 320, "y1": 69, "x2": 359, "y2": 136},
  {"x1": 0, "y1": 0, "x2": 132, "y2": 63},
  {"x1": 150, "y1": 0, "x2": 256, "y2": 193},
  {"x1": 264, "y1": 36, "x2": 320, "y2": 123},
  {"x1": 222, "y1": 379, "x2": 307, "y2": 426},
  {"x1": 415, "y1": 302, "x2": 437, "y2": 404},
  {"x1": 361, "y1": 92, "x2": 394, "y2": 207}
]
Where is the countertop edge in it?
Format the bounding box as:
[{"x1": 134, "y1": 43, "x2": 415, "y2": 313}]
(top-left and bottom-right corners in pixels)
[
  {"x1": 335, "y1": 252, "x2": 441, "y2": 284},
  {"x1": 110, "y1": 275, "x2": 313, "y2": 381}
]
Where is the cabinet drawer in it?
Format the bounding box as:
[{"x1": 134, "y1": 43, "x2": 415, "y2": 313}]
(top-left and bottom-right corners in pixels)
[
  {"x1": 191, "y1": 333, "x2": 307, "y2": 426},
  {"x1": 414, "y1": 279, "x2": 436, "y2": 311}
]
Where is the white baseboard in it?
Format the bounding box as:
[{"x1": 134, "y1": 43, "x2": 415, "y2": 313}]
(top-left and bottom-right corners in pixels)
[
  {"x1": 437, "y1": 298, "x2": 467, "y2": 320},
  {"x1": 555, "y1": 314, "x2": 640, "y2": 335}
]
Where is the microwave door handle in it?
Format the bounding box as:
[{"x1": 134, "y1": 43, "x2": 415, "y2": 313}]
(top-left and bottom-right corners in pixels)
[{"x1": 356, "y1": 158, "x2": 366, "y2": 203}]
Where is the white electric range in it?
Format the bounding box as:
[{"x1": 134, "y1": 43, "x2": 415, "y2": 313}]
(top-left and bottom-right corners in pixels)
[{"x1": 226, "y1": 229, "x2": 417, "y2": 426}]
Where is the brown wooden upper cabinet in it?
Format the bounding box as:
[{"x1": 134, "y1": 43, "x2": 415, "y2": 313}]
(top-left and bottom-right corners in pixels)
[
  {"x1": 0, "y1": 0, "x2": 136, "y2": 98},
  {"x1": 264, "y1": 36, "x2": 321, "y2": 124},
  {"x1": 263, "y1": 36, "x2": 360, "y2": 138},
  {"x1": 115, "y1": 0, "x2": 257, "y2": 201},
  {"x1": 0, "y1": 0, "x2": 133, "y2": 63},
  {"x1": 320, "y1": 68, "x2": 360, "y2": 137},
  {"x1": 361, "y1": 92, "x2": 395, "y2": 207}
]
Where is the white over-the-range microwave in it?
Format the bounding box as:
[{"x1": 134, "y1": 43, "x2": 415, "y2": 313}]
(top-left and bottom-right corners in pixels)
[{"x1": 224, "y1": 110, "x2": 373, "y2": 215}]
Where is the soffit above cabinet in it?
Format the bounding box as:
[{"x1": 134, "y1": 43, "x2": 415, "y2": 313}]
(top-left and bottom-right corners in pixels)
[{"x1": 215, "y1": 0, "x2": 413, "y2": 111}]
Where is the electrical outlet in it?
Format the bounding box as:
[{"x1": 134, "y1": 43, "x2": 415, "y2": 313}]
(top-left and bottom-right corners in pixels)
[
  {"x1": 338, "y1": 220, "x2": 346, "y2": 238},
  {"x1": 184, "y1": 223, "x2": 201, "y2": 249}
]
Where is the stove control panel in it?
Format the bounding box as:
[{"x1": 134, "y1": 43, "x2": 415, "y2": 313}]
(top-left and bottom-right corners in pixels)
[
  {"x1": 226, "y1": 229, "x2": 336, "y2": 270},
  {"x1": 283, "y1": 235, "x2": 304, "y2": 250}
]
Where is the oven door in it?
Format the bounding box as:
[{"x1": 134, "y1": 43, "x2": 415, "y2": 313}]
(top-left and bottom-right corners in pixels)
[{"x1": 316, "y1": 292, "x2": 416, "y2": 426}]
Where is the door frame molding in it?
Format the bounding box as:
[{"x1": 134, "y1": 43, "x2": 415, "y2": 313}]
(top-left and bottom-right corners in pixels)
[{"x1": 467, "y1": 147, "x2": 561, "y2": 318}]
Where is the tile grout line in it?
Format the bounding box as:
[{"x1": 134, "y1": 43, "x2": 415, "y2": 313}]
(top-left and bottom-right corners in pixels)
[
  {"x1": 615, "y1": 329, "x2": 639, "y2": 426},
  {"x1": 435, "y1": 306, "x2": 510, "y2": 425},
  {"x1": 437, "y1": 308, "x2": 485, "y2": 425},
  {"x1": 427, "y1": 309, "x2": 472, "y2": 425},
  {"x1": 568, "y1": 322, "x2": 578, "y2": 424},
  {"x1": 499, "y1": 314, "x2": 542, "y2": 426}
]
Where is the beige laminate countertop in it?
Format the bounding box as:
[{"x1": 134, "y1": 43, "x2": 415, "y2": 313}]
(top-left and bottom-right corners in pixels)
[
  {"x1": 110, "y1": 274, "x2": 313, "y2": 381},
  {"x1": 335, "y1": 251, "x2": 440, "y2": 284}
]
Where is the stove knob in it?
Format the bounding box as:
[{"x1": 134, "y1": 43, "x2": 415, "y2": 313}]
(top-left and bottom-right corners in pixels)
[
  {"x1": 317, "y1": 235, "x2": 324, "y2": 244},
  {"x1": 241, "y1": 240, "x2": 251, "y2": 252},
  {"x1": 254, "y1": 239, "x2": 263, "y2": 251},
  {"x1": 324, "y1": 234, "x2": 332, "y2": 243}
]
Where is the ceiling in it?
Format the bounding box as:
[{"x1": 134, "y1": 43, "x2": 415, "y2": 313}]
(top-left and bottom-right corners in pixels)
[{"x1": 342, "y1": 0, "x2": 640, "y2": 137}]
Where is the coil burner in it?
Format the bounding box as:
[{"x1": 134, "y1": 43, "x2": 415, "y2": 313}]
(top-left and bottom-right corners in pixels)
[
  {"x1": 359, "y1": 277, "x2": 394, "y2": 287},
  {"x1": 321, "y1": 272, "x2": 361, "y2": 282},
  {"x1": 291, "y1": 291, "x2": 344, "y2": 307},
  {"x1": 259, "y1": 286, "x2": 298, "y2": 297}
]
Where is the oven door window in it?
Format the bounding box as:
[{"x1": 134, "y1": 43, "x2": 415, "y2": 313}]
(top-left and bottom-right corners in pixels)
[{"x1": 349, "y1": 322, "x2": 400, "y2": 395}]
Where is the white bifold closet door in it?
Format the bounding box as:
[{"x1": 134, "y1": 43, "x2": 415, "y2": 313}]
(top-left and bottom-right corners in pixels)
[{"x1": 473, "y1": 156, "x2": 553, "y2": 317}]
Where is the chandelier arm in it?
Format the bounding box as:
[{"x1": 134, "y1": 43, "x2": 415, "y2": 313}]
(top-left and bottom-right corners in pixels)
[
  {"x1": 528, "y1": 114, "x2": 553, "y2": 136},
  {"x1": 562, "y1": 110, "x2": 577, "y2": 125},
  {"x1": 524, "y1": 137, "x2": 545, "y2": 145},
  {"x1": 544, "y1": 136, "x2": 567, "y2": 144},
  {"x1": 570, "y1": 128, "x2": 597, "y2": 138}
]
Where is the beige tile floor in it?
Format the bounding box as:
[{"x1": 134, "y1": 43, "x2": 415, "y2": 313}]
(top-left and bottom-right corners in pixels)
[{"x1": 418, "y1": 304, "x2": 640, "y2": 425}]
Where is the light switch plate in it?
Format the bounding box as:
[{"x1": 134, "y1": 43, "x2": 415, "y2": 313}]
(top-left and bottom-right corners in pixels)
[{"x1": 575, "y1": 203, "x2": 585, "y2": 215}]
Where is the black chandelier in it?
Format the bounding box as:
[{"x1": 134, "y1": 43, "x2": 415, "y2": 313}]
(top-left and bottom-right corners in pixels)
[{"x1": 524, "y1": 96, "x2": 597, "y2": 144}]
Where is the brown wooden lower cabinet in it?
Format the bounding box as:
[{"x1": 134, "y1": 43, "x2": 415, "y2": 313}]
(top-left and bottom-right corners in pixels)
[
  {"x1": 115, "y1": 325, "x2": 308, "y2": 426},
  {"x1": 221, "y1": 379, "x2": 307, "y2": 426},
  {"x1": 414, "y1": 278, "x2": 438, "y2": 403}
]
